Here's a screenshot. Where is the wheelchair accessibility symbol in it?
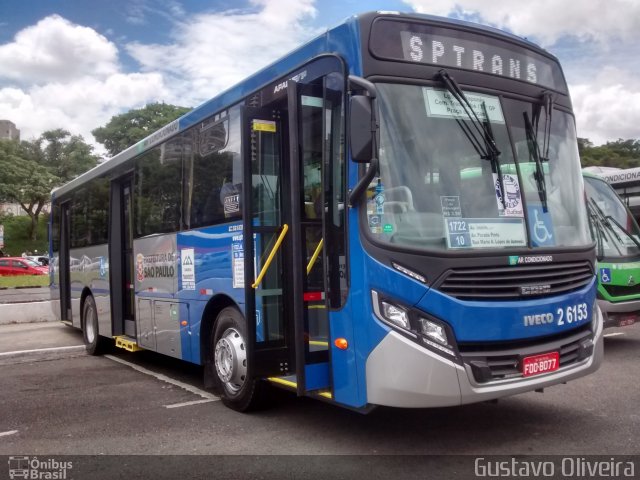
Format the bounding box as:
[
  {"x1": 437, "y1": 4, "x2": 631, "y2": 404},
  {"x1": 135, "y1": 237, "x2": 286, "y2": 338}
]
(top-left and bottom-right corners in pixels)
[
  {"x1": 600, "y1": 268, "x2": 611, "y2": 284},
  {"x1": 528, "y1": 206, "x2": 555, "y2": 247}
]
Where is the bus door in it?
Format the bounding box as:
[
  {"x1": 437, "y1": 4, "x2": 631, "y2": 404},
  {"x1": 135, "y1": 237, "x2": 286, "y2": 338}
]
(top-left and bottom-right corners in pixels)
[
  {"x1": 242, "y1": 106, "x2": 295, "y2": 382},
  {"x1": 59, "y1": 201, "x2": 72, "y2": 322},
  {"x1": 109, "y1": 175, "x2": 136, "y2": 337},
  {"x1": 242, "y1": 60, "x2": 345, "y2": 398}
]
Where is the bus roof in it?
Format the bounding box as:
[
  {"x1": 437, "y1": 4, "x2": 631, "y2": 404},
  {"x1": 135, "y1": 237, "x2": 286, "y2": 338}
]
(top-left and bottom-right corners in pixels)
[
  {"x1": 589, "y1": 166, "x2": 640, "y2": 186},
  {"x1": 53, "y1": 11, "x2": 546, "y2": 199}
]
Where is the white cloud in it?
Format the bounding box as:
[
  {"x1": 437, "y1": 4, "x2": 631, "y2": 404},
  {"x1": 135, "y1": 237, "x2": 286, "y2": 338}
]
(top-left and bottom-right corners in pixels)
[
  {"x1": 403, "y1": 0, "x2": 640, "y2": 46},
  {"x1": 0, "y1": 73, "x2": 168, "y2": 152},
  {"x1": 125, "y1": 0, "x2": 319, "y2": 106},
  {"x1": 570, "y1": 68, "x2": 640, "y2": 145},
  {"x1": 0, "y1": 15, "x2": 118, "y2": 84},
  {"x1": 0, "y1": 15, "x2": 172, "y2": 154}
]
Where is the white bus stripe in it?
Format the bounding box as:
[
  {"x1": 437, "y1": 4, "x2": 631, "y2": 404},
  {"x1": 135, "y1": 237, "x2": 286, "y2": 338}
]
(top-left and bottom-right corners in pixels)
[
  {"x1": 104, "y1": 354, "x2": 219, "y2": 402},
  {"x1": 0, "y1": 430, "x2": 18, "y2": 437},
  {"x1": 164, "y1": 399, "x2": 216, "y2": 409},
  {"x1": 0, "y1": 345, "x2": 85, "y2": 357}
]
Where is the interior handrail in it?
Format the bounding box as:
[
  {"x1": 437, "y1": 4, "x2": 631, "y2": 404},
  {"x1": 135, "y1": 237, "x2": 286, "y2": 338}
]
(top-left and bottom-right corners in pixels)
[{"x1": 251, "y1": 224, "x2": 289, "y2": 289}]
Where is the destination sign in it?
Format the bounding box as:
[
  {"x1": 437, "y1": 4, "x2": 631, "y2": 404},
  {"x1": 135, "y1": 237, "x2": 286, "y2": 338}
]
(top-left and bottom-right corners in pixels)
[{"x1": 370, "y1": 19, "x2": 567, "y2": 93}]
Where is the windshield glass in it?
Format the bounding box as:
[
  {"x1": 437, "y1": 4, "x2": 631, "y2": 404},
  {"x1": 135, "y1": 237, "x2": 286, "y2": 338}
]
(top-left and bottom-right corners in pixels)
[
  {"x1": 584, "y1": 175, "x2": 640, "y2": 258},
  {"x1": 369, "y1": 83, "x2": 590, "y2": 251}
]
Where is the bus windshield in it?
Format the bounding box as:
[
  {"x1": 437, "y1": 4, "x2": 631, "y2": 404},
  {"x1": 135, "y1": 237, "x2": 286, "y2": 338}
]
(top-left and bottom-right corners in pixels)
[
  {"x1": 372, "y1": 83, "x2": 590, "y2": 251},
  {"x1": 584, "y1": 175, "x2": 640, "y2": 258}
]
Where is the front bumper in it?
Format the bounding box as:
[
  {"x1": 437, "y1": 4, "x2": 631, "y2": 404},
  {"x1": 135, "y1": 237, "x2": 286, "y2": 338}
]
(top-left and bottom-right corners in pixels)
[
  {"x1": 365, "y1": 307, "x2": 604, "y2": 408},
  {"x1": 598, "y1": 298, "x2": 640, "y2": 328}
]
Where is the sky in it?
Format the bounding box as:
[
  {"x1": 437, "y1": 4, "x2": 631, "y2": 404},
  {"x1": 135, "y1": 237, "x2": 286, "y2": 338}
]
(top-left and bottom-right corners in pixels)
[{"x1": 0, "y1": 0, "x2": 639, "y2": 155}]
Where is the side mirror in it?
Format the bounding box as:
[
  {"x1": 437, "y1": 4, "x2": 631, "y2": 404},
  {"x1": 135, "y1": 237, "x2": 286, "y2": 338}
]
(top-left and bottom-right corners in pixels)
[{"x1": 349, "y1": 95, "x2": 373, "y2": 163}]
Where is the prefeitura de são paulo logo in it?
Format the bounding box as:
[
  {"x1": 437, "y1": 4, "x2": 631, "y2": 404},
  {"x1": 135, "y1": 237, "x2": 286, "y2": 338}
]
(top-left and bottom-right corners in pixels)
[{"x1": 136, "y1": 253, "x2": 145, "y2": 282}]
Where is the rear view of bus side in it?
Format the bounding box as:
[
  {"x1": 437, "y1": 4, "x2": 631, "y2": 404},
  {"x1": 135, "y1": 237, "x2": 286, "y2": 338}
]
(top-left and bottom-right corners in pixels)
[{"x1": 50, "y1": 11, "x2": 603, "y2": 412}]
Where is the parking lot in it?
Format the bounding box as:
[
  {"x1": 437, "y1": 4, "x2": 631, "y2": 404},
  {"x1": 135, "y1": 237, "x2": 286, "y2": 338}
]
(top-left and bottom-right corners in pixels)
[{"x1": 0, "y1": 323, "x2": 639, "y2": 458}]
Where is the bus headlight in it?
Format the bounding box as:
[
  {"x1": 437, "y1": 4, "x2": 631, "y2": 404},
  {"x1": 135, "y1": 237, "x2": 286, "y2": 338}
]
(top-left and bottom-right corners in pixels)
[
  {"x1": 419, "y1": 318, "x2": 448, "y2": 346},
  {"x1": 381, "y1": 301, "x2": 410, "y2": 330}
]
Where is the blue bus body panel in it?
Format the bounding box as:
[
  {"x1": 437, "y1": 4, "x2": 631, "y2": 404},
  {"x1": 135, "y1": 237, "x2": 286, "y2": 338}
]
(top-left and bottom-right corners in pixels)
[
  {"x1": 175, "y1": 222, "x2": 244, "y2": 365},
  {"x1": 415, "y1": 278, "x2": 597, "y2": 342}
]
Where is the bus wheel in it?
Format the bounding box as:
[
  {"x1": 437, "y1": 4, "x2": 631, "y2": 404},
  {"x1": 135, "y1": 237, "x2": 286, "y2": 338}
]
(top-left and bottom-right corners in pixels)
[
  {"x1": 212, "y1": 307, "x2": 266, "y2": 412},
  {"x1": 83, "y1": 296, "x2": 107, "y2": 356}
]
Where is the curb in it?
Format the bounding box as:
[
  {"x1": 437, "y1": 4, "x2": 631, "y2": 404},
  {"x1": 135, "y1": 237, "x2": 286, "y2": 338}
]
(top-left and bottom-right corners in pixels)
[
  {"x1": 0, "y1": 300, "x2": 59, "y2": 325},
  {"x1": 0, "y1": 345, "x2": 86, "y2": 365}
]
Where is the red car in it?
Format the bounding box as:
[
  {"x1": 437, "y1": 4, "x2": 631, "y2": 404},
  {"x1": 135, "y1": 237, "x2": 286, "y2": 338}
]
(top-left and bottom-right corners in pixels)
[{"x1": 0, "y1": 257, "x2": 49, "y2": 276}]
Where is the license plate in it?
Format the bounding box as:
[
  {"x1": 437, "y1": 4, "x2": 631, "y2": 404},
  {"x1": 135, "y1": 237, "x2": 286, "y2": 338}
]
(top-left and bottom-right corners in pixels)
[
  {"x1": 619, "y1": 315, "x2": 637, "y2": 327},
  {"x1": 521, "y1": 351, "x2": 559, "y2": 377}
]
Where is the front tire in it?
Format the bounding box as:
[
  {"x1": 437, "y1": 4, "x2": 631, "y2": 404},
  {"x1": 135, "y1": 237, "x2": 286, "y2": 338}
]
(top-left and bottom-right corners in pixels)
[
  {"x1": 83, "y1": 296, "x2": 108, "y2": 356},
  {"x1": 212, "y1": 307, "x2": 266, "y2": 412}
]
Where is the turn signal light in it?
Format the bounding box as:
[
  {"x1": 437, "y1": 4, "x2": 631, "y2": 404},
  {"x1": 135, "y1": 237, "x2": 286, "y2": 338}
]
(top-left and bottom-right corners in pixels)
[
  {"x1": 180, "y1": 320, "x2": 188, "y2": 327},
  {"x1": 334, "y1": 338, "x2": 348, "y2": 350}
]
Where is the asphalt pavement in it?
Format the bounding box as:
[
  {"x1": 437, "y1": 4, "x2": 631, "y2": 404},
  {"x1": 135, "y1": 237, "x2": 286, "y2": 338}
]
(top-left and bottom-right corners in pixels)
[{"x1": 0, "y1": 322, "x2": 638, "y2": 459}]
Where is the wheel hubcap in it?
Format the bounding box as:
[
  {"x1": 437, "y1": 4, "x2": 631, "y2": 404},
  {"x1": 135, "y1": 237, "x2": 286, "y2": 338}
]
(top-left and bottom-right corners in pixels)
[{"x1": 214, "y1": 328, "x2": 247, "y2": 393}]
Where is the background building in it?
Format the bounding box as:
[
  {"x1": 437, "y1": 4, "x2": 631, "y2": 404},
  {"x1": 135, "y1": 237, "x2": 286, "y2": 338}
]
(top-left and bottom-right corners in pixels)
[{"x1": 0, "y1": 120, "x2": 20, "y2": 141}]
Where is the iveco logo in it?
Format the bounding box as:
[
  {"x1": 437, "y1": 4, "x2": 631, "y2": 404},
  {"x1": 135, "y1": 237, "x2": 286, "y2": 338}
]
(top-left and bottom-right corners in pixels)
[
  {"x1": 628, "y1": 275, "x2": 635, "y2": 286},
  {"x1": 520, "y1": 284, "x2": 552, "y2": 296}
]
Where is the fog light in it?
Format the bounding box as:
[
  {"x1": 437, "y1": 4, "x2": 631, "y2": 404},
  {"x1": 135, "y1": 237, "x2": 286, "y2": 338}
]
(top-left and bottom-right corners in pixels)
[
  {"x1": 419, "y1": 318, "x2": 448, "y2": 346},
  {"x1": 381, "y1": 301, "x2": 410, "y2": 330}
]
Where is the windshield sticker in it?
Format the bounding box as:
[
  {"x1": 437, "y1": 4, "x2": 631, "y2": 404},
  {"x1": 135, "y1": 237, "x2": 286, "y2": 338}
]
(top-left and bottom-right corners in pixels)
[
  {"x1": 423, "y1": 88, "x2": 505, "y2": 124},
  {"x1": 600, "y1": 268, "x2": 612, "y2": 284},
  {"x1": 446, "y1": 218, "x2": 526, "y2": 249},
  {"x1": 374, "y1": 179, "x2": 385, "y2": 214},
  {"x1": 527, "y1": 205, "x2": 555, "y2": 247},
  {"x1": 441, "y1": 196, "x2": 462, "y2": 217},
  {"x1": 494, "y1": 173, "x2": 524, "y2": 217},
  {"x1": 369, "y1": 214, "x2": 383, "y2": 234}
]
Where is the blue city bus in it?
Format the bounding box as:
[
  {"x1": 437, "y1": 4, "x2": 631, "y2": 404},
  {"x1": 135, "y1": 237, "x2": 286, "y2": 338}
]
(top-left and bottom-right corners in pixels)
[{"x1": 50, "y1": 11, "x2": 603, "y2": 412}]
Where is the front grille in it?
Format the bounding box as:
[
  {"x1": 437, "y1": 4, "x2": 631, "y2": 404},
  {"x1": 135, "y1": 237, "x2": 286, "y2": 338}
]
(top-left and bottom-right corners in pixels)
[
  {"x1": 459, "y1": 325, "x2": 594, "y2": 384},
  {"x1": 437, "y1": 261, "x2": 594, "y2": 300},
  {"x1": 603, "y1": 283, "x2": 640, "y2": 297}
]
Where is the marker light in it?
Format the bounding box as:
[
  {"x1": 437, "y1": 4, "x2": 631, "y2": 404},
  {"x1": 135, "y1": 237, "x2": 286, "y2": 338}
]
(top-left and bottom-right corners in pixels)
[
  {"x1": 334, "y1": 338, "x2": 349, "y2": 350},
  {"x1": 419, "y1": 318, "x2": 448, "y2": 346},
  {"x1": 381, "y1": 301, "x2": 410, "y2": 330}
]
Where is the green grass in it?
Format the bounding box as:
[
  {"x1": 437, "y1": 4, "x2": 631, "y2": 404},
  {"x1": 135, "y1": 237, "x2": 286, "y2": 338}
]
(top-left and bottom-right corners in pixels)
[{"x1": 0, "y1": 275, "x2": 49, "y2": 288}]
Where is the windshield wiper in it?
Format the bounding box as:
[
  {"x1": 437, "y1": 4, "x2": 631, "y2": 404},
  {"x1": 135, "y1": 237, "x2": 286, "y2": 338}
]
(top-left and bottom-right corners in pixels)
[
  {"x1": 533, "y1": 92, "x2": 554, "y2": 162},
  {"x1": 589, "y1": 198, "x2": 640, "y2": 250},
  {"x1": 437, "y1": 70, "x2": 505, "y2": 208},
  {"x1": 523, "y1": 111, "x2": 548, "y2": 211},
  {"x1": 586, "y1": 201, "x2": 606, "y2": 260}
]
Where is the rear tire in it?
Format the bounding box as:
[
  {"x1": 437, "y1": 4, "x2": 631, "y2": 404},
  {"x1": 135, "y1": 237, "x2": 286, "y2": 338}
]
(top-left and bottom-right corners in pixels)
[
  {"x1": 212, "y1": 306, "x2": 267, "y2": 412},
  {"x1": 83, "y1": 296, "x2": 108, "y2": 356}
]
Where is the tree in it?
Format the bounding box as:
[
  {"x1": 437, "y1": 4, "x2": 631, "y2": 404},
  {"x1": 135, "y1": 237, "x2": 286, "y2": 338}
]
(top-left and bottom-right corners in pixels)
[
  {"x1": 0, "y1": 130, "x2": 99, "y2": 241},
  {"x1": 579, "y1": 138, "x2": 640, "y2": 169},
  {"x1": 92, "y1": 103, "x2": 191, "y2": 157}
]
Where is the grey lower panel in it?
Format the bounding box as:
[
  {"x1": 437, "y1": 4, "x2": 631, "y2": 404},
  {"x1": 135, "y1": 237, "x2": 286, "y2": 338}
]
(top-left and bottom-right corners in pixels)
[
  {"x1": 366, "y1": 331, "x2": 463, "y2": 408},
  {"x1": 365, "y1": 308, "x2": 604, "y2": 408},
  {"x1": 136, "y1": 298, "x2": 184, "y2": 359}
]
